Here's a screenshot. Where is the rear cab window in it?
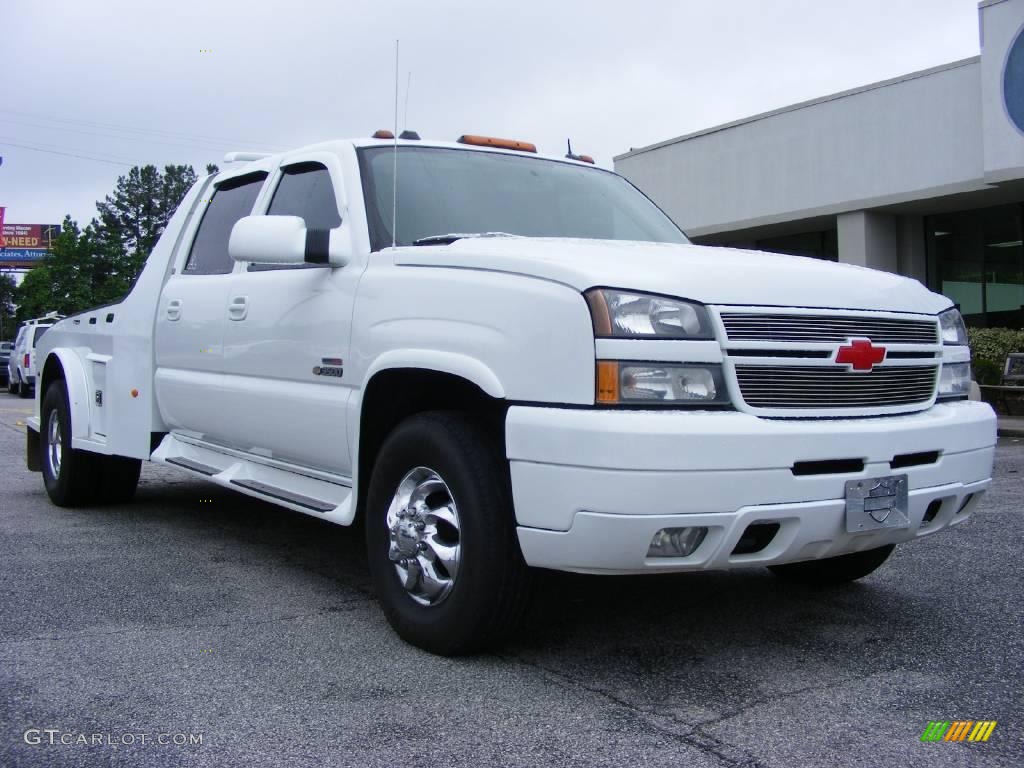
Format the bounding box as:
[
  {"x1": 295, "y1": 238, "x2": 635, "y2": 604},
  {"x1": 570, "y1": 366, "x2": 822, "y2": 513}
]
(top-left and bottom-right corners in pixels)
[{"x1": 184, "y1": 172, "x2": 268, "y2": 275}]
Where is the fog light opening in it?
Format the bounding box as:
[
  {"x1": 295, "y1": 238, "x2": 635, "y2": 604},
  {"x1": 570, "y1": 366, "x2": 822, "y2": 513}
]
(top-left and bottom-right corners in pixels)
[
  {"x1": 731, "y1": 522, "x2": 781, "y2": 556},
  {"x1": 923, "y1": 499, "x2": 943, "y2": 524},
  {"x1": 648, "y1": 527, "x2": 708, "y2": 558}
]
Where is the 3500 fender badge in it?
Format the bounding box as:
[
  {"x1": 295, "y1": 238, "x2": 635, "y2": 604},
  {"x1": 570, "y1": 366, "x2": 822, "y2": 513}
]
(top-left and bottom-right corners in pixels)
[{"x1": 313, "y1": 357, "x2": 344, "y2": 378}]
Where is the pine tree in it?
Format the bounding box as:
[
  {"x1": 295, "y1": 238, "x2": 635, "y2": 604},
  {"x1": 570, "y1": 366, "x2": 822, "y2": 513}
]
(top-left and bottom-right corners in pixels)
[
  {"x1": 0, "y1": 273, "x2": 17, "y2": 341},
  {"x1": 15, "y1": 161, "x2": 207, "y2": 322},
  {"x1": 15, "y1": 218, "x2": 94, "y2": 320},
  {"x1": 95, "y1": 164, "x2": 198, "y2": 280},
  {"x1": 14, "y1": 260, "x2": 55, "y2": 322}
]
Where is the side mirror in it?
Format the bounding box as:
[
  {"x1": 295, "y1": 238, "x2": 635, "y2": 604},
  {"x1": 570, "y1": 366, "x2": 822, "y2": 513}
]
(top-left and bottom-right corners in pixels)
[{"x1": 229, "y1": 215, "x2": 351, "y2": 267}]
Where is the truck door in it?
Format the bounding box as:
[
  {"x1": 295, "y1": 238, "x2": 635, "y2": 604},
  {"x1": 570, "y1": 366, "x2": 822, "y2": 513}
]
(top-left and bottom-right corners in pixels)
[
  {"x1": 221, "y1": 156, "x2": 357, "y2": 477},
  {"x1": 154, "y1": 171, "x2": 268, "y2": 443}
]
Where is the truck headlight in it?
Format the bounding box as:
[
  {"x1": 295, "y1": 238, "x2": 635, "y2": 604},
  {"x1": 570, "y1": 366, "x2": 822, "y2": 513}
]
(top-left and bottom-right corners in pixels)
[
  {"x1": 937, "y1": 362, "x2": 971, "y2": 401},
  {"x1": 585, "y1": 289, "x2": 713, "y2": 339},
  {"x1": 938, "y1": 308, "x2": 968, "y2": 345},
  {"x1": 596, "y1": 362, "x2": 730, "y2": 406}
]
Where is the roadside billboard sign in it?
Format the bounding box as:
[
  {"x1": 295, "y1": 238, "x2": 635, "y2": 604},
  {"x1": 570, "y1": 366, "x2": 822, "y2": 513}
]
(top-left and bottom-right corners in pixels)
[
  {"x1": 0, "y1": 222, "x2": 61, "y2": 268},
  {"x1": 2, "y1": 223, "x2": 61, "y2": 249},
  {"x1": 0, "y1": 248, "x2": 50, "y2": 264}
]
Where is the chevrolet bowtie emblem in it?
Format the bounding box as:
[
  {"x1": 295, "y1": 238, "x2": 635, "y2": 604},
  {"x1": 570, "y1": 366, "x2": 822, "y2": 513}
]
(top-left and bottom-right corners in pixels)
[{"x1": 836, "y1": 339, "x2": 887, "y2": 371}]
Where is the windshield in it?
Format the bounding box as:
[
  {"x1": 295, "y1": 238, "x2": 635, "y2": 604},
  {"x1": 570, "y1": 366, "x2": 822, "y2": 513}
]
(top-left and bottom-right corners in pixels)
[{"x1": 358, "y1": 146, "x2": 688, "y2": 251}]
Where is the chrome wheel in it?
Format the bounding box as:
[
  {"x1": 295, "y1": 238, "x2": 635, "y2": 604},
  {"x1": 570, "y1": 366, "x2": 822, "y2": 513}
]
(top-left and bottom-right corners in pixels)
[
  {"x1": 46, "y1": 408, "x2": 62, "y2": 479},
  {"x1": 386, "y1": 466, "x2": 461, "y2": 606}
]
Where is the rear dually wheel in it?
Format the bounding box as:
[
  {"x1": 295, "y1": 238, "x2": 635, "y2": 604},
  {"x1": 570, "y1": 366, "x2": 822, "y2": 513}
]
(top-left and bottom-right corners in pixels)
[
  {"x1": 40, "y1": 380, "x2": 142, "y2": 506},
  {"x1": 41, "y1": 381, "x2": 97, "y2": 506}
]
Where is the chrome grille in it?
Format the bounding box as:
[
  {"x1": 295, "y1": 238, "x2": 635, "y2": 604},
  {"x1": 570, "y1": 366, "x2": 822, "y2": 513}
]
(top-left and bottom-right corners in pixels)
[
  {"x1": 720, "y1": 313, "x2": 939, "y2": 344},
  {"x1": 734, "y1": 365, "x2": 938, "y2": 409}
]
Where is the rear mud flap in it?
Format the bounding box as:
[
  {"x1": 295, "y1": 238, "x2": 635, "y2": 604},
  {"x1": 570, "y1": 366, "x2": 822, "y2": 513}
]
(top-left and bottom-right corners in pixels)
[{"x1": 26, "y1": 425, "x2": 41, "y2": 472}]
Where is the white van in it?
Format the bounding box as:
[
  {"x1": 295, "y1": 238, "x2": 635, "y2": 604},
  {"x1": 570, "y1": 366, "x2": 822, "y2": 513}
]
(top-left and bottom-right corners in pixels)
[{"x1": 9, "y1": 313, "x2": 61, "y2": 398}]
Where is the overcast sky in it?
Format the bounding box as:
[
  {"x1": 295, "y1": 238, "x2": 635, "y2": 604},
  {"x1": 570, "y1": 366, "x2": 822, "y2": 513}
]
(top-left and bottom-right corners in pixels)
[{"x1": 2, "y1": 0, "x2": 983, "y2": 228}]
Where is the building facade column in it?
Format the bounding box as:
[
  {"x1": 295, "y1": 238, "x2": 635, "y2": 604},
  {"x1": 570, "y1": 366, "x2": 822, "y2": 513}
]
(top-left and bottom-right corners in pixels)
[
  {"x1": 897, "y1": 214, "x2": 927, "y2": 284},
  {"x1": 837, "y1": 210, "x2": 898, "y2": 273}
]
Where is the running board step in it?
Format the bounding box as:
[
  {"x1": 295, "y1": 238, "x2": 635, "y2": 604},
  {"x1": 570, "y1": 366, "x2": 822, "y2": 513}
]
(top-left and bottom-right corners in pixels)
[
  {"x1": 229, "y1": 478, "x2": 335, "y2": 513},
  {"x1": 151, "y1": 433, "x2": 355, "y2": 525},
  {"x1": 166, "y1": 456, "x2": 220, "y2": 476}
]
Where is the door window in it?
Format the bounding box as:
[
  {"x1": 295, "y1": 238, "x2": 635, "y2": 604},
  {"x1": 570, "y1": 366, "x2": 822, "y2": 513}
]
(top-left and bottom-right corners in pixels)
[
  {"x1": 184, "y1": 172, "x2": 268, "y2": 275},
  {"x1": 249, "y1": 162, "x2": 341, "y2": 271},
  {"x1": 267, "y1": 162, "x2": 342, "y2": 228}
]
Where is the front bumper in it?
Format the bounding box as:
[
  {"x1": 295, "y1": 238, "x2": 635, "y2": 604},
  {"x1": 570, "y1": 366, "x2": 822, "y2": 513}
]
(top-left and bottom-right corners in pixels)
[{"x1": 507, "y1": 401, "x2": 996, "y2": 574}]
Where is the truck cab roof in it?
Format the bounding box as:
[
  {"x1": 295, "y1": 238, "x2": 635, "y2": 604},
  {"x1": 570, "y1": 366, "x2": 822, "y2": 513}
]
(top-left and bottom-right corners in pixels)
[{"x1": 220, "y1": 136, "x2": 599, "y2": 175}]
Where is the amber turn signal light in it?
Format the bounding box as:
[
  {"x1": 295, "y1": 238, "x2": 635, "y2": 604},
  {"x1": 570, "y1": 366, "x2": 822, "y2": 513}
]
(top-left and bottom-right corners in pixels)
[
  {"x1": 372, "y1": 129, "x2": 395, "y2": 139},
  {"x1": 596, "y1": 361, "x2": 620, "y2": 404},
  {"x1": 457, "y1": 134, "x2": 537, "y2": 153},
  {"x1": 584, "y1": 289, "x2": 612, "y2": 336}
]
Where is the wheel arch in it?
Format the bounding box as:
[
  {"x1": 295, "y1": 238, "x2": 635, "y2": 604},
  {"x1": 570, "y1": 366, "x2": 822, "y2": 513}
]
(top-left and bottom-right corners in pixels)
[
  {"x1": 39, "y1": 350, "x2": 91, "y2": 441},
  {"x1": 354, "y1": 360, "x2": 509, "y2": 523}
]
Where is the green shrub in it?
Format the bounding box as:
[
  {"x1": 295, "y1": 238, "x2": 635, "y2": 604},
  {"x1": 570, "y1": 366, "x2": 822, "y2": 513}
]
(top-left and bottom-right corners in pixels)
[{"x1": 967, "y1": 327, "x2": 1024, "y2": 384}]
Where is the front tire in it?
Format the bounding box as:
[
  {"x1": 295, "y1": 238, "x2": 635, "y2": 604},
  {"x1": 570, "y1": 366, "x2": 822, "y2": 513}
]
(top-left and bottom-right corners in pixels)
[
  {"x1": 769, "y1": 544, "x2": 896, "y2": 585},
  {"x1": 366, "y1": 411, "x2": 531, "y2": 655}
]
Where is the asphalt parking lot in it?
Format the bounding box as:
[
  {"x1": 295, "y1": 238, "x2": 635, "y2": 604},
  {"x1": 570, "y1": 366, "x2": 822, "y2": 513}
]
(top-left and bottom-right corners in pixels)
[{"x1": 0, "y1": 393, "x2": 1021, "y2": 768}]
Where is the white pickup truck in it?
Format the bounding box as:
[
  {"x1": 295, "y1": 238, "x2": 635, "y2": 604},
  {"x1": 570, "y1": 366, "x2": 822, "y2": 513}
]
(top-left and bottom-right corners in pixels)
[{"x1": 26, "y1": 133, "x2": 996, "y2": 654}]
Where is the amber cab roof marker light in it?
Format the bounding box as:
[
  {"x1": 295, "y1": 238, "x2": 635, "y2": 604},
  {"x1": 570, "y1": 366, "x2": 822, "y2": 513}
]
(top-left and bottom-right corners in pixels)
[
  {"x1": 457, "y1": 135, "x2": 538, "y2": 153},
  {"x1": 565, "y1": 139, "x2": 595, "y2": 164},
  {"x1": 372, "y1": 129, "x2": 395, "y2": 139}
]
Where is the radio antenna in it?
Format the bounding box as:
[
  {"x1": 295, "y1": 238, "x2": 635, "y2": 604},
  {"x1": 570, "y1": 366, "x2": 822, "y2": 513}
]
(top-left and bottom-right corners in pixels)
[
  {"x1": 404, "y1": 71, "x2": 412, "y2": 132},
  {"x1": 392, "y1": 39, "x2": 399, "y2": 248}
]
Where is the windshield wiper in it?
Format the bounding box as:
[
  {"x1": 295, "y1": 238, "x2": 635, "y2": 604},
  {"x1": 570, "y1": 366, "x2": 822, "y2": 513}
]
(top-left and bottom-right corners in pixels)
[{"x1": 412, "y1": 232, "x2": 519, "y2": 246}]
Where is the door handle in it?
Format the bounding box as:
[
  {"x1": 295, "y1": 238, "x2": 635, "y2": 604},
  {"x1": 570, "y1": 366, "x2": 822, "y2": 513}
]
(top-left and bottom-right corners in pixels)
[
  {"x1": 228, "y1": 295, "x2": 248, "y2": 321},
  {"x1": 166, "y1": 298, "x2": 182, "y2": 321}
]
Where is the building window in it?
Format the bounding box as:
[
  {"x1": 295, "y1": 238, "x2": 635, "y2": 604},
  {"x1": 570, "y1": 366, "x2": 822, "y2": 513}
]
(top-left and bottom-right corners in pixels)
[
  {"x1": 753, "y1": 229, "x2": 838, "y2": 261},
  {"x1": 926, "y1": 203, "x2": 1023, "y2": 328}
]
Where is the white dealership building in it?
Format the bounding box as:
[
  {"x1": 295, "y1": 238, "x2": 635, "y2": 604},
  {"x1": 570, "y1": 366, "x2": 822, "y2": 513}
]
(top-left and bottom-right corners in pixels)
[{"x1": 615, "y1": 0, "x2": 1024, "y2": 329}]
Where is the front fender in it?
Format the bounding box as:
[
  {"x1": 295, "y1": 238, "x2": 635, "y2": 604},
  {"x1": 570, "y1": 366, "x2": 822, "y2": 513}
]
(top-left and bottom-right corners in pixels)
[
  {"x1": 361, "y1": 349, "x2": 505, "y2": 398},
  {"x1": 353, "y1": 265, "x2": 594, "y2": 405}
]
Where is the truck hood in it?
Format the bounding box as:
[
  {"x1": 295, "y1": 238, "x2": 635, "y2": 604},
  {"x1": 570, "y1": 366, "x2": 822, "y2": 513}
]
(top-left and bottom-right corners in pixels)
[{"x1": 394, "y1": 237, "x2": 951, "y2": 314}]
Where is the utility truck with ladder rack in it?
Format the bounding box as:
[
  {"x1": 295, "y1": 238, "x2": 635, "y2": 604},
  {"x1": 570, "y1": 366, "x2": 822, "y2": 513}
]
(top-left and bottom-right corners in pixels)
[{"x1": 25, "y1": 132, "x2": 997, "y2": 654}]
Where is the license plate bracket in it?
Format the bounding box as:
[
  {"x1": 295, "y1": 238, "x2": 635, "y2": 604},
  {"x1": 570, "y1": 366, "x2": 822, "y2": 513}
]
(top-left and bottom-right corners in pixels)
[{"x1": 845, "y1": 474, "x2": 909, "y2": 533}]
